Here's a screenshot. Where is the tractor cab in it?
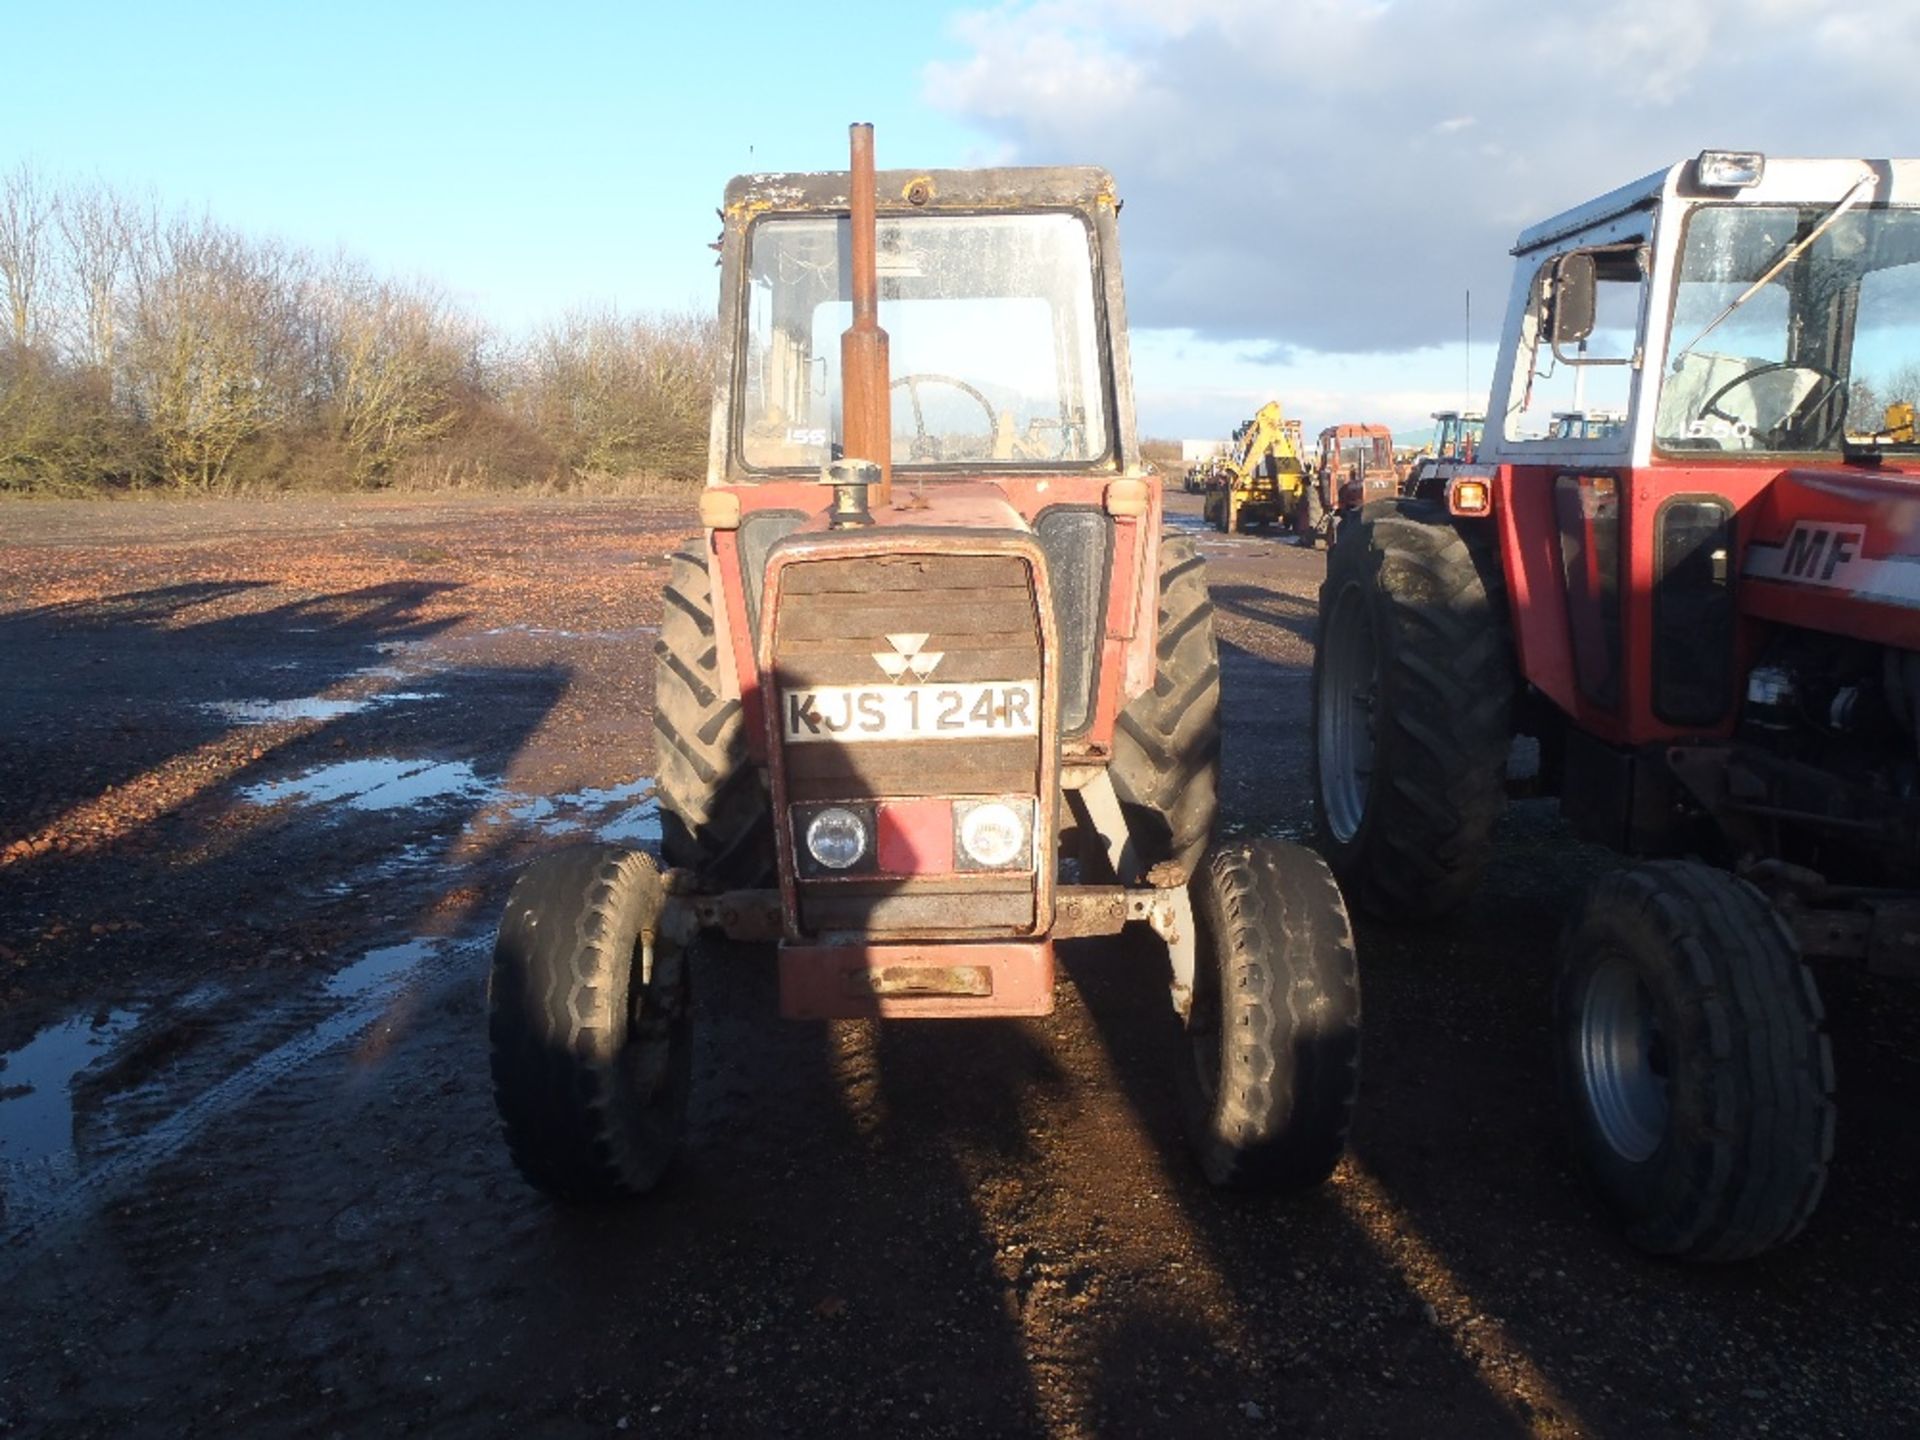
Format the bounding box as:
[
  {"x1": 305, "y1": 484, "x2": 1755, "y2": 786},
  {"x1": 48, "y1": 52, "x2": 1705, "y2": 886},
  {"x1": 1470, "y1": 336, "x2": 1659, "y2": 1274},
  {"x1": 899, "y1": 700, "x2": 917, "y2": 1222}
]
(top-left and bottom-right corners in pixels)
[
  {"x1": 1314, "y1": 422, "x2": 1397, "y2": 514},
  {"x1": 1403, "y1": 410, "x2": 1484, "y2": 497},
  {"x1": 1432, "y1": 409, "x2": 1484, "y2": 461},
  {"x1": 732, "y1": 197, "x2": 1116, "y2": 474},
  {"x1": 1546, "y1": 410, "x2": 1624, "y2": 442},
  {"x1": 1464, "y1": 151, "x2": 1920, "y2": 747}
]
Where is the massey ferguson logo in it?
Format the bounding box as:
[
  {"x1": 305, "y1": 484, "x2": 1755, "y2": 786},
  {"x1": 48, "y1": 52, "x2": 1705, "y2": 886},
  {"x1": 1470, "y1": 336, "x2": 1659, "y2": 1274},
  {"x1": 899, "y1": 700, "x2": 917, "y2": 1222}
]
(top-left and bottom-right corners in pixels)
[
  {"x1": 873, "y1": 632, "x2": 944, "y2": 682},
  {"x1": 1780, "y1": 523, "x2": 1865, "y2": 583}
]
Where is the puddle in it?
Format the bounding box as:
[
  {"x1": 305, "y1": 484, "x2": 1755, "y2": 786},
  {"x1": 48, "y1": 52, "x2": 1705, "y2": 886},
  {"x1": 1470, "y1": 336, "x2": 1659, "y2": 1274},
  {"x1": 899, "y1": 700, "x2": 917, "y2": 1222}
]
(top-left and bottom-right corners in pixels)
[
  {"x1": 243, "y1": 758, "x2": 490, "y2": 812},
  {"x1": 478, "y1": 624, "x2": 660, "y2": 641},
  {"x1": 323, "y1": 939, "x2": 441, "y2": 1000},
  {"x1": 596, "y1": 794, "x2": 662, "y2": 845},
  {"x1": 0, "y1": 1009, "x2": 143, "y2": 1170},
  {"x1": 1, "y1": 937, "x2": 486, "y2": 1253},
  {"x1": 205, "y1": 690, "x2": 439, "y2": 726},
  {"x1": 477, "y1": 777, "x2": 661, "y2": 844}
]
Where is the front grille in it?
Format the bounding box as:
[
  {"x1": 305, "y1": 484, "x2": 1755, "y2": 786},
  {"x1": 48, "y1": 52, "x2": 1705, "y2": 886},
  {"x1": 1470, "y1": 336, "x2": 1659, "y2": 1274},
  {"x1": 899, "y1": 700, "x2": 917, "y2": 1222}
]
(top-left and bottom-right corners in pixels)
[{"x1": 770, "y1": 551, "x2": 1045, "y2": 938}]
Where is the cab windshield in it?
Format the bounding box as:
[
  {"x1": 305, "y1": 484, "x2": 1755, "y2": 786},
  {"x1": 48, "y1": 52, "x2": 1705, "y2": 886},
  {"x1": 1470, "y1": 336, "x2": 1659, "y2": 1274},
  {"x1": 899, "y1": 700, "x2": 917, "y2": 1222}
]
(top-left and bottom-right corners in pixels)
[
  {"x1": 740, "y1": 212, "x2": 1109, "y2": 471},
  {"x1": 1657, "y1": 204, "x2": 1920, "y2": 454}
]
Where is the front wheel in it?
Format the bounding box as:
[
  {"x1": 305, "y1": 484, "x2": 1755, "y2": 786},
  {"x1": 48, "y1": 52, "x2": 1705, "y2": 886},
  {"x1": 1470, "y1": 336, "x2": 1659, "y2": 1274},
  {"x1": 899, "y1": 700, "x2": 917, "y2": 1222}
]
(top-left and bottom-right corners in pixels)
[
  {"x1": 1178, "y1": 839, "x2": 1361, "y2": 1190},
  {"x1": 1554, "y1": 861, "x2": 1834, "y2": 1260},
  {"x1": 489, "y1": 845, "x2": 692, "y2": 1199}
]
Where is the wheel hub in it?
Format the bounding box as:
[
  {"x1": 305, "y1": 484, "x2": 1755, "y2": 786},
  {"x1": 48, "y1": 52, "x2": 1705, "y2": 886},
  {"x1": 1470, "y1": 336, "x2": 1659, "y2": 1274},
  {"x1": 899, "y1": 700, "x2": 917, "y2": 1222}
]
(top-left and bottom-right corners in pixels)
[
  {"x1": 1317, "y1": 583, "x2": 1378, "y2": 843},
  {"x1": 1577, "y1": 952, "x2": 1670, "y2": 1164}
]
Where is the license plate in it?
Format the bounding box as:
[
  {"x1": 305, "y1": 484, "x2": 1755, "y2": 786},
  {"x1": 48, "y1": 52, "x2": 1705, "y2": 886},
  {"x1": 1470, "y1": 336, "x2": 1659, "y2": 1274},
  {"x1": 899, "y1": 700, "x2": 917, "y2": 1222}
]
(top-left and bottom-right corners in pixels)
[{"x1": 782, "y1": 682, "x2": 1039, "y2": 743}]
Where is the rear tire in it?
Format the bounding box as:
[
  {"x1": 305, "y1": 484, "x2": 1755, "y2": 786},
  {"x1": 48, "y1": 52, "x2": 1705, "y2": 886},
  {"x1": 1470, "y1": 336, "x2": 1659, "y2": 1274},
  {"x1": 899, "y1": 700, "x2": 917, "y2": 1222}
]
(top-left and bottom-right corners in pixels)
[
  {"x1": 1297, "y1": 481, "x2": 1327, "y2": 549},
  {"x1": 655, "y1": 546, "x2": 773, "y2": 886},
  {"x1": 489, "y1": 846, "x2": 692, "y2": 1199},
  {"x1": 1179, "y1": 839, "x2": 1361, "y2": 1190},
  {"x1": 1554, "y1": 861, "x2": 1835, "y2": 1261},
  {"x1": 1312, "y1": 499, "x2": 1514, "y2": 920},
  {"x1": 1109, "y1": 533, "x2": 1221, "y2": 882}
]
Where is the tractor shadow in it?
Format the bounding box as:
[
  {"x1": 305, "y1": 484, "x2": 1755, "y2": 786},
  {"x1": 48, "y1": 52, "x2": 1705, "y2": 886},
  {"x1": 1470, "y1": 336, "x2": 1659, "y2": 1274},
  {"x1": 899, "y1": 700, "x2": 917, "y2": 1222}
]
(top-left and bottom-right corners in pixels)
[{"x1": 1209, "y1": 581, "x2": 1320, "y2": 646}]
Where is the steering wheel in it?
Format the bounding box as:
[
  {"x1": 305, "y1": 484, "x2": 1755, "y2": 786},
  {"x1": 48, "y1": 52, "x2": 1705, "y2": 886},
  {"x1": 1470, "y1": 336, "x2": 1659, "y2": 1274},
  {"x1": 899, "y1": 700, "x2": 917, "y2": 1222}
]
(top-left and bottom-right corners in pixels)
[
  {"x1": 1698, "y1": 359, "x2": 1845, "y2": 449},
  {"x1": 891, "y1": 373, "x2": 1000, "y2": 462}
]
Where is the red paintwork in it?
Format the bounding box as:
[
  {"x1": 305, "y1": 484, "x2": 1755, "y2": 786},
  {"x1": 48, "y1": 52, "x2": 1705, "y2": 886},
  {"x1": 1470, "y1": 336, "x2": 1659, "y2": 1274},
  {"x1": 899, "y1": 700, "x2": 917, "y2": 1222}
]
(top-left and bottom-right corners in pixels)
[
  {"x1": 875, "y1": 798, "x2": 955, "y2": 875},
  {"x1": 778, "y1": 940, "x2": 1055, "y2": 1018},
  {"x1": 1485, "y1": 456, "x2": 1920, "y2": 746},
  {"x1": 707, "y1": 476, "x2": 1161, "y2": 766},
  {"x1": 756, "y1": 519, "x2": 1062, "y2": 942}
]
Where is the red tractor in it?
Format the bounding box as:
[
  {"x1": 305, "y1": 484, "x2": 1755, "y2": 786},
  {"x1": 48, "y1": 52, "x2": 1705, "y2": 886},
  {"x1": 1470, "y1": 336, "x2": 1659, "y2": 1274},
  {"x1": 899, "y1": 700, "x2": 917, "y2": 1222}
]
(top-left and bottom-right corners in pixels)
[
  {"x1": 488, "y1": 126, "x2": 1360, "y2": 1200},
  {"x1": 1316, "y1": 150, "x2": 1920, "y2": 1260}
]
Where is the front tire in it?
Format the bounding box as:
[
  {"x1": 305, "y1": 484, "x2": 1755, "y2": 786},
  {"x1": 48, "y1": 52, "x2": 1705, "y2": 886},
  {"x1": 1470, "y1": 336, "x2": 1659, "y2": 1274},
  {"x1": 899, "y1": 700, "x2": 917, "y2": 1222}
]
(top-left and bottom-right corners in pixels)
[
  {"x1": 655, "y1": 546, "x2": 773, "y2": 886},
  {"x1": 1554, "y1": 861, "x2": 1835, "y2": 1260},
  {"x1": 1179, "y1": 839, "x2": 1361, "y2": 1190},
  {"x1": 489, "y1": 846, "x2": 692, "y2": 1199},
  {"x1": 1312, "y1": 499, "x2": 1514, "y2": 920}
]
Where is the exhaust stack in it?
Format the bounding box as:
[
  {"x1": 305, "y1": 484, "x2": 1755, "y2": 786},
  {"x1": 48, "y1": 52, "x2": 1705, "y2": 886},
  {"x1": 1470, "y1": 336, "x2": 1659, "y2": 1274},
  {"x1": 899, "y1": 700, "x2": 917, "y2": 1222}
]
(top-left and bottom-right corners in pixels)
[{"x1": 840, "y1": 122, "x2": 892, "y2": 508}]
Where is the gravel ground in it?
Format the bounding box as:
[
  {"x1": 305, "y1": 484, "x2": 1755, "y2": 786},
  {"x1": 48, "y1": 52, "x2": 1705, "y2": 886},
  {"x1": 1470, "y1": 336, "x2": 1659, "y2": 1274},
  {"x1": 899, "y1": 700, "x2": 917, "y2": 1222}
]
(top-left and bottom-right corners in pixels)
[{"x1": 0, "y1": 491, "x2": 1916, "y2": 1439}]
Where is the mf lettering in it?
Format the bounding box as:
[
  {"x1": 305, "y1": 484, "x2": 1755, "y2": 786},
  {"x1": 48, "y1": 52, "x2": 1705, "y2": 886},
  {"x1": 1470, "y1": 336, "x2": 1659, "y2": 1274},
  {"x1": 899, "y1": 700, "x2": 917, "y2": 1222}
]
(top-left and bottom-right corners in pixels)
[{"x1": 1781, "y1": 524, "x2": 1865, "y2": 583}]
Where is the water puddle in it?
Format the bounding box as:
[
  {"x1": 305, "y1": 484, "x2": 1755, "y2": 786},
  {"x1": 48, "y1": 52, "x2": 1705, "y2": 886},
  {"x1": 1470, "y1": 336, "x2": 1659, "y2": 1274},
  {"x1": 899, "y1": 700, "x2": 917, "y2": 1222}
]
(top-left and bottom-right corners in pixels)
[
  {"x1": 323, "y1": 938, "x2": 441, "y2": 1000},
  {"x1": 0, "y1": 936, "x2": 484, "y2": 1253},
  {"x1": 243, "y1": 758, "x2": 490, "y2": 812},
  {"x1": 478, "y1": 624, "x2": 659, "y2": 641},
  {"x1": 204, "y1": 690, "x2": 439, "y2": 726},
  {"x1": 244, "y1": 755, "x2": 661, "y2": 854},
  {"x1": 0, "y1": 1009, "x2": 143, "y2": 1171},
  {"x1": 477, "y1": 777, "x2": 661, "y2": 844}
]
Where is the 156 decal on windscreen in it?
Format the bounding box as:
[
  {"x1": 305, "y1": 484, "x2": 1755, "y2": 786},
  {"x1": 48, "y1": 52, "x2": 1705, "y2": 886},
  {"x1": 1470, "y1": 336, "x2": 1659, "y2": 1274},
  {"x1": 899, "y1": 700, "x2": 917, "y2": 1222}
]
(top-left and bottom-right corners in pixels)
[{"x1": 783, "y1": 682, "x2": 1039, "y2": 743}]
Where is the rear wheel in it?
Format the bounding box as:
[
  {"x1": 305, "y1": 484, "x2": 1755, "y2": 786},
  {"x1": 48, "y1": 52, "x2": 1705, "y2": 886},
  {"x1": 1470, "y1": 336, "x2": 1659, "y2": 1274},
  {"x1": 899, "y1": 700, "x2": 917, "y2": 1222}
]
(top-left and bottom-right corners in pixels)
[
  {"x1": 1554, "y1": 861, "x2": 1835, "y2": 1261},
  {"x1": 1108, "y1": 533, "x2": 1221, "y2": 883},
  {"x1": 1179, "y1": 839, "x2": 1361, "y2": 1190},
  {"x1": 489, "y1": 846, "x2": 692, "y2": 1199},
  {"x1": 1296, "y1": 480, "x2": 1327, "y2": 548},
  {"x1": 655, "y1": 546, "x2": 773, "y2": 886},
  {"x1": 1312, "y1": 499, "x2": 1513, "y2": 920}
]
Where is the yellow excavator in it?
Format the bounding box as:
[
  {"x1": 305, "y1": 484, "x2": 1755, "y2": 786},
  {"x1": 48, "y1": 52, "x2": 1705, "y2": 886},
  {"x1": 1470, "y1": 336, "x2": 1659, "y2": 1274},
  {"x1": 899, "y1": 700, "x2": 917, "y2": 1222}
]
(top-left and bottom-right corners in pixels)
[{"x1": 1201, "y1": 400, "x2": 1322, "y2": 542}]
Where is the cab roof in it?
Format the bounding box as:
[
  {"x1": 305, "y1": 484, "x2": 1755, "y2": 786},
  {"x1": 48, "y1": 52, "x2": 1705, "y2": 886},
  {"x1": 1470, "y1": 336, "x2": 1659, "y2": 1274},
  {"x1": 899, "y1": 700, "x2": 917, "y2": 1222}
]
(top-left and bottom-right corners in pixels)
[
  {"x1": 723, "y1": 166, "x2": 1118, "y2": 219},
  {"x1": 1511, "y1": 156, "x2": 1920, "y2": 255}
]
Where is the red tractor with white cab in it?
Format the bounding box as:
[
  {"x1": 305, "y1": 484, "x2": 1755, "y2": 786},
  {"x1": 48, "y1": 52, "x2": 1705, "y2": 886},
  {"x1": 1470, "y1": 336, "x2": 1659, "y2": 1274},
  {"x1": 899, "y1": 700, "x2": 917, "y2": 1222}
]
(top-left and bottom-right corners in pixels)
[
  {"x1": 1316, "y1": 150, "x2": 1920, "y2": 1260},
  {"x1": 488, "y1": 126, "x2": 1360, "y2": 1200}
]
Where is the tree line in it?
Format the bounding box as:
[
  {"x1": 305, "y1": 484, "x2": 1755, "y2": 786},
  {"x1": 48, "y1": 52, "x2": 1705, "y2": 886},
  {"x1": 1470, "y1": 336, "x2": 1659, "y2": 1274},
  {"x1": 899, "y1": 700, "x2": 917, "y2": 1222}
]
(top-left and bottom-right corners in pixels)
[{"x1": 0, "y1": 164, "x2": 716, "y2": 494}]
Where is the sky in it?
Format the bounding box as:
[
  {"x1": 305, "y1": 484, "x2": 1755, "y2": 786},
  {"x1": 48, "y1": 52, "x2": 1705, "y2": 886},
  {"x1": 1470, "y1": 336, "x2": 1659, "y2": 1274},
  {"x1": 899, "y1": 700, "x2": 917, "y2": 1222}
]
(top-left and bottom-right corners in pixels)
[{"x1": 7, "y1": 0, "x2": 1920, "y2": 443}]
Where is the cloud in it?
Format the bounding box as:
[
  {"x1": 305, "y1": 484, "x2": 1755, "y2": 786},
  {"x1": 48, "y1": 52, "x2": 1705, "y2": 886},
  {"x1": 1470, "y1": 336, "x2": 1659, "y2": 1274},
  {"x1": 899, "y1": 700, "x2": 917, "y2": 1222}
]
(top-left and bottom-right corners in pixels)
[{"x1": 925, "y1": 0, "x2": 1920, "y2": 356}]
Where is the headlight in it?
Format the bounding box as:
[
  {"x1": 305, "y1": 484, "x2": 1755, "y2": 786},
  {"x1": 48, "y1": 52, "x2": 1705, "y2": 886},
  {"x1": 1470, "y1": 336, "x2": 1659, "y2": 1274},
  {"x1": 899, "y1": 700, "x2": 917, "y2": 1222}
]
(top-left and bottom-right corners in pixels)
[
  {"x1": 957, "y1": 800, "x2": 1029, "y2": 870},
  {"x1": 805, "y1": 807, "x2": 870, "y2": 871}
]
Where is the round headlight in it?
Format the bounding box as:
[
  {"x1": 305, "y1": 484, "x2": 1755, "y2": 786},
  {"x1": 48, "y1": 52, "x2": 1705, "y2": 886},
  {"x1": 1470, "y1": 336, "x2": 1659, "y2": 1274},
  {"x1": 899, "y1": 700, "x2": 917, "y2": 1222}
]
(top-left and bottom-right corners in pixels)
[
  {"x1": 959, "y1": 801, "x2": 1026, "y2": 869},
  {"x1": 805, "y1": 807, "x2": 869, "y2": 870}
]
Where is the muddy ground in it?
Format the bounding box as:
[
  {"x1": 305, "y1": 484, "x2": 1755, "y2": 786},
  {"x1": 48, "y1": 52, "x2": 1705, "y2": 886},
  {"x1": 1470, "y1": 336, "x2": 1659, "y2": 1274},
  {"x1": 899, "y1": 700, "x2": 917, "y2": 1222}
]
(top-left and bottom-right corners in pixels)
[{"x1": 0, "y1": 491, "x2": 1916, "y2": 1439}]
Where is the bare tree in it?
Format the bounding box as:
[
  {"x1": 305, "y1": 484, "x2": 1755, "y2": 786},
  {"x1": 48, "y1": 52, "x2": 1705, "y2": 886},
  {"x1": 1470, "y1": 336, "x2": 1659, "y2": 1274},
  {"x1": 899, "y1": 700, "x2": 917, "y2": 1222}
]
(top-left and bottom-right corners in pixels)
[
  {"x1": 0, "y1": 162, "x2": 56, "y2": 346},
  {"x1": 56, "y1": 180, "x2": 143, "y2": 385},
  {"x1": 317, "y1": 262, "x2": 477, "y2": 485},
  {"x1": 123, "y1": 215, "x2": 315, "y2": 489},
  {"x1": 524, "y1": 307, "x2": 717, "y2": 480}
]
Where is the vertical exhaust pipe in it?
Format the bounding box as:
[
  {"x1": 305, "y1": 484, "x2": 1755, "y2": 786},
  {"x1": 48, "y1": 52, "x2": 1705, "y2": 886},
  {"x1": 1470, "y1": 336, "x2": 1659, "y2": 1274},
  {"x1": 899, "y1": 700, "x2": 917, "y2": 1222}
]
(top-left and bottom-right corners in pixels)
[{"x1": 841, "y1": 122, "x2": 892, "y2": 509}]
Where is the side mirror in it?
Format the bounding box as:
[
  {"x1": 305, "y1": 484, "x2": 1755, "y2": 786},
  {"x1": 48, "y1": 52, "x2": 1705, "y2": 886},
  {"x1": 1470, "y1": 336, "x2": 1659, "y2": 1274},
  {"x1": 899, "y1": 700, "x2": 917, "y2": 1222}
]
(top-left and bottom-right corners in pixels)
[{"x1": 1551, "y1": 252, "x2": 1597, "y2": 346}]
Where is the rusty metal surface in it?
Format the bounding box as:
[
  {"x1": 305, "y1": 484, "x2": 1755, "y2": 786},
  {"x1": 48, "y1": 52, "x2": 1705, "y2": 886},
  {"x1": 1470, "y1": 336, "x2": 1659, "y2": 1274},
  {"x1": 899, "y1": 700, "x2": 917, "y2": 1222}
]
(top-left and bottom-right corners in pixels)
[
  {"x1": 778, "y1": 939, "x2": 1055, "y2": 1018},
  {"x1": 840, "y1": 124, "x2": 893, "y2": 507},
  {"x1": 723, "y1": 166, "x2": 1119, "y2": 216},
  {"x1": 689, "y1": 890, "x2": 783, "y2": 943}
]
